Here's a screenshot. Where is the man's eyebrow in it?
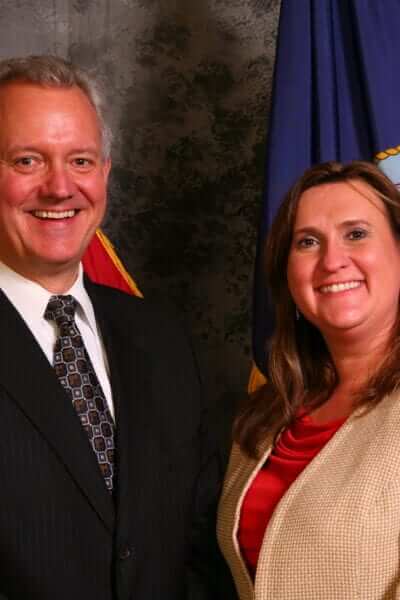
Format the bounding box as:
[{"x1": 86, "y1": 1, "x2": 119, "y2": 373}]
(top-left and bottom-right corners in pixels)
[
  {"x1": 68, "y1": 147, "x2": 100, "y2": 155},
  {"x1": 6, "y1": 145, "x2": 42, "y2": 154},
  {"x1": 6, "y1": 145, "x2": 100, "y2": 155}
]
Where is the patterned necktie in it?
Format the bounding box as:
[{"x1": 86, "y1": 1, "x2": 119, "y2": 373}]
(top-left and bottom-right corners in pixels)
[{"x1": 44, "y1": 295, "x2": 115, "y2": 492}]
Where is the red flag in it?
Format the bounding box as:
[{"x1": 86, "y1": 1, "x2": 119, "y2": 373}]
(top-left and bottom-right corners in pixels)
[{"x1": 82, "y1": 229, "x2": 143, "y2": 298}]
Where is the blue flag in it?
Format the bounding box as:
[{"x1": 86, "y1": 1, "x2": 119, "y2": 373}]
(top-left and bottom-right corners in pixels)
[{"x1": 253, "y1": 0, "x2": 400, "y2": 374}]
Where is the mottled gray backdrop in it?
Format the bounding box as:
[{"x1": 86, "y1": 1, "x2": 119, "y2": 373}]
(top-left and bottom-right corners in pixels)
[{"x1": 0, "y1": 0, "x2": 280, "y2": 438}]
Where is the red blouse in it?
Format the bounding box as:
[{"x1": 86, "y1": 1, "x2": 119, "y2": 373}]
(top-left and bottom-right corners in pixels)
[{"x1": 237, "y1": 412, "x2": 346, "y2": 579}]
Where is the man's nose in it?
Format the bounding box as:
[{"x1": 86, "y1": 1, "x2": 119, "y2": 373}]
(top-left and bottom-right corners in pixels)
[
  {"x1": 319, "y1": 240, "x2": 350, "y2": 272},
  {"x1": 39, "y1": 163, "x2": 75, "y2": 200}
]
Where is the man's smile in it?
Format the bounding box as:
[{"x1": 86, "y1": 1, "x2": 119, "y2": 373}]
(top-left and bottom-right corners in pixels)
[{"x1": 30, "y1": 209, "x2": 79, "y2": 220}]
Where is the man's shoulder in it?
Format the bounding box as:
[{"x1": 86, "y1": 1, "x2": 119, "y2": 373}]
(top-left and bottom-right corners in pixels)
[
  {"x1": 87, "y1": 279, "x2": 170, "y2": 312},
  {"x1": 85, "y1": 280, "x2": 189, "y2": 346},
  {"x1": 86, "y1": 279, "x2": 144, "y2": 310}
]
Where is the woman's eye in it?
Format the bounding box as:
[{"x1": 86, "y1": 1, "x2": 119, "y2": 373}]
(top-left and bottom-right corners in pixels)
[
  {"x1": 347, "y1": 228, "x2": 367, "y2": 240},
  {"x1": 296, "y1": 236, "x2": 318, "y2": 248}
]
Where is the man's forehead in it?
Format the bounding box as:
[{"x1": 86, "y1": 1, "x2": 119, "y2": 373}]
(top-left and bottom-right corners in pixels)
[{"x1": 0, "y1": 83, "x2": 102, "y2": 141}]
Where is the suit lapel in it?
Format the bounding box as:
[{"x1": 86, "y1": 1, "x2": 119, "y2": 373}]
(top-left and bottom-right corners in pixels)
[
  {"x1": 87, "y1": 282, "x2": 154, "y2": 530},
  {"x1": 0, "y1": 291, "x2": 114, "y2": 533}
]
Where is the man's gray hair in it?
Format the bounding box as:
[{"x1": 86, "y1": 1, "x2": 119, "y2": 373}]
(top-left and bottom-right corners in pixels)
[{"x1": 0, "y1": 55, "x2": 112, "y2": 158}]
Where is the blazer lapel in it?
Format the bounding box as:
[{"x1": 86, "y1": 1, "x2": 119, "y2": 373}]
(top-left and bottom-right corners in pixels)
[
  {"x1": 218, "y1": 438, "x2": 274, "y2": 600},
  {"x1": 0, "y1": 291, "x2": 115, "y2": 533}
]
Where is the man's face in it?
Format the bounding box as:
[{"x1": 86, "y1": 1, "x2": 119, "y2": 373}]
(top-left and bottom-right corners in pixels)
[{"x1": 0, "y1": 82, "x2": 111, "y2": 290}]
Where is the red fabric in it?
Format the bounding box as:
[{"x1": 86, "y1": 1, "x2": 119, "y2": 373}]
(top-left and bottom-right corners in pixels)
[
  {"x1": 238, "y1": 413, "x2": 345, "y2": 578},
  {"x1": 82, "y1": 235, "x2": 134, "y2": 295}
]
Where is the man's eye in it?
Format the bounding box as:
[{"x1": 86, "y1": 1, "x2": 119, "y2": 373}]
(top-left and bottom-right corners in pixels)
[
  {"x1": 72, "y1": 157, "x2": 94, "y2": 169},
  {"x1": 347, "y1": 228, "x2": 367, "y2": 240},
  {"x1": 15, "y1": 157, "x2": 36, "y2": 166},
  {"x1": 13, "y1": 156, "x2": 42, "y2": 172}
]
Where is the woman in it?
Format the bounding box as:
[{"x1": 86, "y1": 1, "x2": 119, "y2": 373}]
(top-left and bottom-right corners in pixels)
[{"x1": 217, "y1": 161, "x2": 400, "y2": 600}]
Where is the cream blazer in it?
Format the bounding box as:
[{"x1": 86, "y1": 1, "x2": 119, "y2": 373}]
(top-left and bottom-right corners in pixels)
[{"x1": 217, "y1": 391, "x2": 400, "y2": 600}]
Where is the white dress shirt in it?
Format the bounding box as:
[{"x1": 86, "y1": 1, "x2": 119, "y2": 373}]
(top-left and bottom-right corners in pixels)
[{"x1": 0, "y1": 261, "x2": 114, "y2": 419}]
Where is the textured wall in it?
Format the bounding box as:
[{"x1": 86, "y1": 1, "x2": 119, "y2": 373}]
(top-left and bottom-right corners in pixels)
[{"x1": 0, "y1": 0, "x2": 280, "y2": 427}]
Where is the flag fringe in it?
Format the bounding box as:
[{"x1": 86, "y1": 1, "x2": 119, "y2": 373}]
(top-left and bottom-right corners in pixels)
[{"x1": 95, "y1": 229, "x2": 143, "y2": 298}]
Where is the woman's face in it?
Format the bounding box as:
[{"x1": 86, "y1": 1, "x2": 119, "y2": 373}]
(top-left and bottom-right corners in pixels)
[{"x1": 287, "y1": 179, "x2": 400, "y2": 348}]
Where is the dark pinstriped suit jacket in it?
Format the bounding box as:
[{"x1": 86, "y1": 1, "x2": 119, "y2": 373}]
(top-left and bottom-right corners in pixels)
[{"x1": 0, "y1": 280, "x2": 222, "y2": 600}]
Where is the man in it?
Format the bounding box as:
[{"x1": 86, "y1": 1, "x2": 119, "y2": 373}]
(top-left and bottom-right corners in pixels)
[{"x1": 0, "y1": 55, "x2": 222, "y2": 600}]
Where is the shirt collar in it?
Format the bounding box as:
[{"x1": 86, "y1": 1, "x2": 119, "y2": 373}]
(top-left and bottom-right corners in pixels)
[{"x1": 0, "y1": 262, "x2": 97, "y2": 334}]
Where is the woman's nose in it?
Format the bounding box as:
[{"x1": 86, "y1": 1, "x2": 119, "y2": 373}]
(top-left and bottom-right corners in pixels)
[{"x1": 319, "y1": 240, "x2": 350, "y2": 272}]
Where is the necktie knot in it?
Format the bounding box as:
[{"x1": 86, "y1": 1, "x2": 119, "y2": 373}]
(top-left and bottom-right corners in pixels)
[{"x1": 44, "y1": 295, "x2": 77, "y2": 326}]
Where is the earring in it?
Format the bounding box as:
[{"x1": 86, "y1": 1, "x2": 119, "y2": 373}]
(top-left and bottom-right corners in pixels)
[{"x1": 295, "y1": 307, "x2": 300, "y2": 321}]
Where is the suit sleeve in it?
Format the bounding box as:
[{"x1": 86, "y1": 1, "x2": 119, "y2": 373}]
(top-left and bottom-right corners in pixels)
[{"x1": 185, "y1": 398, "x2": 239, "y2": 600}]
